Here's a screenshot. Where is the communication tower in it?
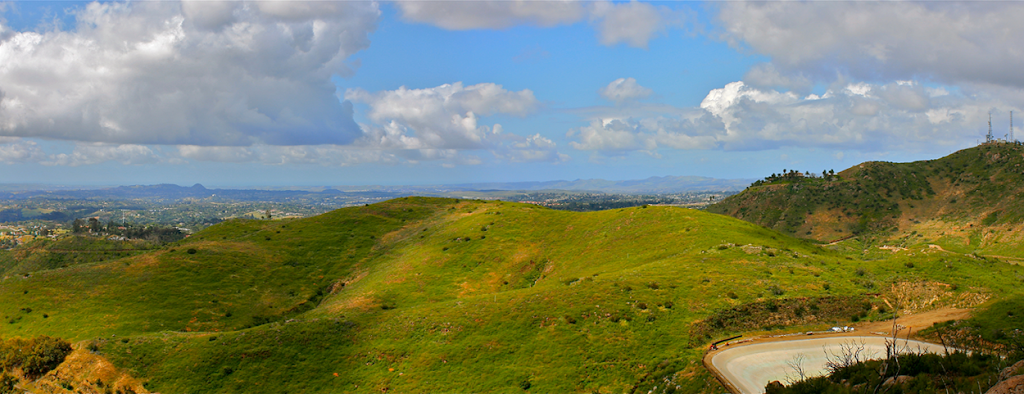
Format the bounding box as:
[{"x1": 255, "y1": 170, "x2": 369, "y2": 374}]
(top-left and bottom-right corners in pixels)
[{"x1": 987, "y1": 112, "x2": 994, "y2": 143}]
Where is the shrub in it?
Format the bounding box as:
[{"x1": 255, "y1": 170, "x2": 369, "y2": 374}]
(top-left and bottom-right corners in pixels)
[
  {"x1": 0, "y1": 374, "x2": 14, "y2": 394},
  {"x1": 727, "y1": 291, "x2": 739, "y2": 299},
  {"x1": 3, "y1": 336, "x2": 74, "y2": 377},
  {"x1": 663, "y1": 301, "x2": 674, "y2": 309},
  {"x1": 855, "y1": 267, "x2": 866, "y2": 276},
  {"x1": 905, "y1": 262, "x2": 915, "y2": 268},
  {"x1": 637, "y1": 303, "x2": 648, "y2": 310},
  {"x1": 186, "y1": 248, "x2": 197, "y2": 254}
]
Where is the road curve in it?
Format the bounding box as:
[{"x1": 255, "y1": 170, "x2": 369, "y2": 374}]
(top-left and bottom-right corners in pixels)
[{"x1": 709, "y1": 336, "x2": 950, "y2": 394}]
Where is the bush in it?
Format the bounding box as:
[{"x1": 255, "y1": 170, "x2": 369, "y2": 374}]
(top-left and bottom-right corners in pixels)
[
  {"x1": 0, "y1": 373, "x2": 15, "y2": 394},
  {"x1": 186, "y1": 248, "x2": 197, "y2": 255},
  {"x1": 0, "y1": 335, "x2": 73, "y2": 377},
  {"x1": 727, "y1": 291, "x2": 739, "y2": 299},
  {"x1": 637, "y1": 303, "x2": 648, "y2": 310}
]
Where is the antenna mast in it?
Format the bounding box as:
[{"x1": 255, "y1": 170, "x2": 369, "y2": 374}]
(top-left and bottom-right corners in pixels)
[
  {"x1": 1012, "y1": 111, "x2": 1015, "y2": 142},
  {"x1": 987, "y1": 112, "x2": 994, "y2": 143}
]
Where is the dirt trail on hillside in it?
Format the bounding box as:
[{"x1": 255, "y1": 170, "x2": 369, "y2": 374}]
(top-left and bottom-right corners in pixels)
[{"x1": 854, "y1": 307, "x2": 971, "y2": 335}]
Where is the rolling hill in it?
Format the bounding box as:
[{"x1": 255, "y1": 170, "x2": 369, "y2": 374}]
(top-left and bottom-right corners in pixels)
[
  {"x1": 707, "y1": 142, "x2": 1024, "y2": 259},
  {"x1": 0, "y1": 197, "x2": 1021, "y2": 393}
]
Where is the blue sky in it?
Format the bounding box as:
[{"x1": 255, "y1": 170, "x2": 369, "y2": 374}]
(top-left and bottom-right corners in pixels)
[{"x1": 0, "y1": 1, "x2": 1021, "y2": 187}]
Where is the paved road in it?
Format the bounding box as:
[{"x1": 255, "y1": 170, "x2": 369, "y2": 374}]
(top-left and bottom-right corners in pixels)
[{"x1": 709, "y1": 336, "x2": 950, "y2": 394}]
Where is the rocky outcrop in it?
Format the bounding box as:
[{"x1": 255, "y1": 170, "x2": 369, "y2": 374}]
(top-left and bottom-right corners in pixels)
[{"x1": 988, "y1": 373, "x2": 1024, "y2": 394}]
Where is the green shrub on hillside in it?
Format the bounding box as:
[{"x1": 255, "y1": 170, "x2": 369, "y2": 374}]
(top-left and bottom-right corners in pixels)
[{"x1": 0, "y1": 335, "x2": 72, "y2": 378}]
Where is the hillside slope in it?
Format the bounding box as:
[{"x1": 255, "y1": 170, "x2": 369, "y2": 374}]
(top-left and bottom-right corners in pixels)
[
  {"x1": 707, "y1": 142, "x2": 1024, "y2": 257},
  {"x1": 0, "y1": 197, "x2": 1021, "y2": 393}
]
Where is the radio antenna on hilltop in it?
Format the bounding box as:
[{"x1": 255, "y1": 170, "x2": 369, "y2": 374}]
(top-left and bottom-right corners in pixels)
[
  {"x1": 987, "y1": 112, "x2": 994, "y2": 143},
  {"x1": 1011, "y1": 111, "x2": 1015, "y2": 142}
]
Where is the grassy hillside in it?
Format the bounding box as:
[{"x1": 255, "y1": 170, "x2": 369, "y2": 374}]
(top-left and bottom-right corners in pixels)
[
  {"x1": 0, "y1": 197, "x2": 1021, "y2": 393},
  {"x1": 708, "y1": 142, "x2": 1024, "y2": 259},
  {"x1": 0, "y1": 236, "x2": 156, "y2": 277}
]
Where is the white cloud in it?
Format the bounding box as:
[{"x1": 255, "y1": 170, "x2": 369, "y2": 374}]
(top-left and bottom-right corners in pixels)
[
  {"x1": 0, "y1": 1, "x2": 378, "y2": 146},
  {"x1": 177, "y1": 145, "x2": 258, "y2": 163},
  {"x1": 44, "y1": 143, "x2": 159, "y2": 166},
  {"x1": 590, "y1": 1, "x2": 674, "y2": 48},
  {"x1": 0, "y1": 138, "x2": 46, "y2": 164},
  {"x1": 568, "y1": 79, "x2": 1020, "y2": 154},
  {"x1": 717, "y1": 2, "x2": 1024, "y2": 88},
  {"x1": 173, "y1": 80, "x2": 560, "y2": 166},
  {"x1": 493, "y1": 133, "x2": 569, "y2": 163},
  {"x1": 345, "y1": 82, "x2": 538, "y2": 150},
  {"x1": 175, "y1": 144, "x2": 407, "y2": 166},
  {"x1": 395, "y1": 0, "x2": 683, "y2": 48},
  {"x1": 395, "y1": 0, "x2": 584, "y2": 30},
  {"x1": 599, "y1": 78, "x2": 653, "y2": 104},
  {"x1": 742, "y1": 63, "x2": 812, "y2": 94},
  {"x1": 567, "y1": 114, "x2": 721, "y2": 152}
]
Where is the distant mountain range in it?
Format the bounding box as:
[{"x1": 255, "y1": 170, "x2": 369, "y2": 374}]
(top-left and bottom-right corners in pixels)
[
  {"x1": 424, "y1": 176, "x2": 753, "y2": 193},
  {"x1": 0, "y1": 176, "x2": 753, "y2": 201}
]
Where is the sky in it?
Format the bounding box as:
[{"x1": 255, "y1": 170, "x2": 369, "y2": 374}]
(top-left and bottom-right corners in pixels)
[{"x1": 1, "y1": 1, "x2": 1023, "y2": 187}]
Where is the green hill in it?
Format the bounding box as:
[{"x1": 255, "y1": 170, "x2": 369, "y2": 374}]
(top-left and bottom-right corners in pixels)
[
  {"x1": 707, "y1": 142, "x2": 1024, "y2": 259},
  {"x1": 0, "y1": 197, "x2": 1021, "y2": 393}
]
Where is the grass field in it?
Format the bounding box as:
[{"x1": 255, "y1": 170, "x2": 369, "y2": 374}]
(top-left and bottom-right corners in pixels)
[{"x1": 0, "y1": 197, "x2": 1021, "y2": 393}]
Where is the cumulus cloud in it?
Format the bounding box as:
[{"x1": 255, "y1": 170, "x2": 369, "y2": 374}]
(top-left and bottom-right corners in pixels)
[
  {"x1": 170, "y1": 81, "x2": 563, "y2": 166},
  {"x1": 492, "y1": 133, "x2": 569, "y2": 163},
  {"x1": 599, "y1": 78, "x2": 653, "y2": 104},
  {"x1": 0, "y1": 138, "x2": 46, "y2": 164},
  {"x1": 567, "y1": 115, "x2": 721, "y2": 152},
  {"x1": 175, "y1": 143, "x2": 460, "y2": 167},
  {"x1": 396, "y1": 0, "x2": 683, "y2": 48},
  {"x1": 0, "y1": 1, "x2": 378, "y2": 146},
  {"x1": 742, "y1": 63, "x2": 812, "y2": 95},
  {"x1": 345, "y1": 82, "x2": 538, "y2": 150},
  {"x1": 589, "y1": 1, "x2": 676, "y2": 48},
  {"x1": 395, "y1": 0, "x2": 584, "y2": 30},
  {"x1": 717, "y1": 1, "x2": 1024, "y2": 88},
  {"x1": 568, "y1": 79, "x2": 1018, "y2": 154},
  {"x1": 44, "y1": 143, "x2": 159, "y2": 167}
]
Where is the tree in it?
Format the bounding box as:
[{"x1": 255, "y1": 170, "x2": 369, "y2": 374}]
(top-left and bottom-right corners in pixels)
[{"x1": 88, "y1": 218, "x2": 102, "y2": 233}]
